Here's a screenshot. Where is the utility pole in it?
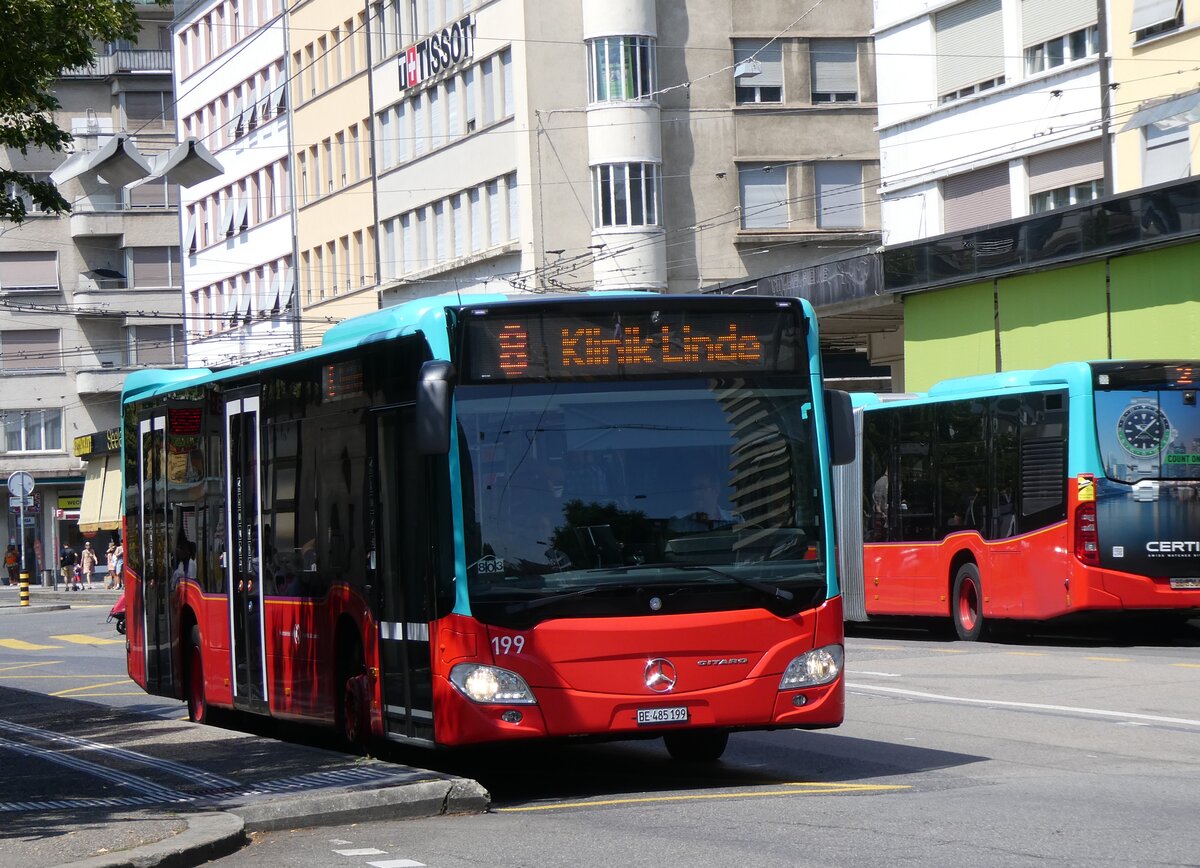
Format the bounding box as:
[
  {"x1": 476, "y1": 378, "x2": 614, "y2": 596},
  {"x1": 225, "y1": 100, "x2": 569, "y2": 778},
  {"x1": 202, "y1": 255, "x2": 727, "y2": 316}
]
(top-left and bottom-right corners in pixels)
[{"x1": 1097, "y1": 0, "x2": 1115, "y2": 195}]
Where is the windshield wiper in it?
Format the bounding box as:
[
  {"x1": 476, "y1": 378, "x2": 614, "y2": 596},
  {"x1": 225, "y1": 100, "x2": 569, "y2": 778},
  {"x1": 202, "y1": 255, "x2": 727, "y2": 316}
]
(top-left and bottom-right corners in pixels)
[
  {"x1": 503, "y1": 586, "x2": 603, "y2": 615},
  {"x1": 609, "y1": 563, "x2": 795, "y2": 602}
]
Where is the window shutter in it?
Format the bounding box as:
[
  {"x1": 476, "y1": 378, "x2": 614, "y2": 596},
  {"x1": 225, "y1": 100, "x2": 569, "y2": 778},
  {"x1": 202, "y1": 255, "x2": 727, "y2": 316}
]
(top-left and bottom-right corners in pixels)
[
  {"x1": 935, "y1": 0, "x2": 1004, "y2": 95},
  {"x1": 0, "y1": 251, "x2": 58, "y2": 290},
  {"x1": 942, "y1": 163, "x2": 1011, "y2": 232},
  {"x1": 1021, "y1": 0, "x2": 1095, "y2": 47},
  {"x1": 734, "y1": 40, "x2": 783, "y2": 89},
  {"x1": 130, "y1": 247, "x2": 171, "y2": 287},
  {"x1": 1143, "y1": 124, "x2": 1191, "y2": 186},
  {"x1": 811, "y1": 40, "x2": 858, "y2": 94},
  {"x1": 816, "y1": 162, "x2": 864, "y2": 228},
  {"x1": 739, "y1": 165, "x2": 789, "y2": 229},
  {"x1": 1, "y1": 329, "x2": 59, "y2": 371},
  {"x1": 1130, "y1": 0, "x2": 1179, "y2": 32},
  {"x1": 1028, "y1": 140, "x2": 1103, "y2": 194}
]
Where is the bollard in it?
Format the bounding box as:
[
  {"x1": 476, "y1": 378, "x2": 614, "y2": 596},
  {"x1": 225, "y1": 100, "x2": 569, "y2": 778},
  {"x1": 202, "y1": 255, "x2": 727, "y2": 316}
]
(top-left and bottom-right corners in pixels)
[{"x1": 19, "y1": 570, "x2": 30, "y2": 607}]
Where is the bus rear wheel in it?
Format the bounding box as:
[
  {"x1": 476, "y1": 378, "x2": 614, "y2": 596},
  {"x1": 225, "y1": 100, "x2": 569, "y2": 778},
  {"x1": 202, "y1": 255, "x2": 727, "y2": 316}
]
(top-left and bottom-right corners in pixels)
[
  {"x1": 664, "y1": 730, "x2": 729, "y2": 762},
  {"x1": 186, "y1": 626, "x2": 208, "y2": 724},
  {"x1": 952, "y1": 563, "x2": 985, "y2": 641}
]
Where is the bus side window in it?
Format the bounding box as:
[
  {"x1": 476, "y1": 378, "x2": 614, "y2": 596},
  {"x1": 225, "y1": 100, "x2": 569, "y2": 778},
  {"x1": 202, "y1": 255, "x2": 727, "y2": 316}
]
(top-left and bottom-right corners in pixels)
[
  {"x1": 1018, "y1": 391, "x2": 1068, "y2": 533},
  {"x1": 895, "y1": 405, "x2": 934, "y2": 541},
  {"x1": 991, "y1": 398, "x2": 1020, "y2": 539}
]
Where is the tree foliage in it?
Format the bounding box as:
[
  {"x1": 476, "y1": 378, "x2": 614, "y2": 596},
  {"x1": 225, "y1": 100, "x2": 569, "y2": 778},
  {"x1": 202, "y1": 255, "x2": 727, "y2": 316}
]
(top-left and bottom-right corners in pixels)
[{"x1": 0, "y1": 0, "x2": 142, "y2": 222}]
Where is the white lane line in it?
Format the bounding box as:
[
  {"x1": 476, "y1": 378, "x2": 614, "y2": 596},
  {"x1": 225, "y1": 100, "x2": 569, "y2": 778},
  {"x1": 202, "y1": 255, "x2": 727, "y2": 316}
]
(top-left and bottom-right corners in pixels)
[
  {"x1": 334, "y1": 849, "x2": 387, "y2": 856},
  {"x1": 854, "y1": 670, "x2": 903, "y2": 678},
  {"x1": 848, "y1": 682, "x2": 1200, "y2": 728},
  {"x1": 367, "y1": 861, "x2": 426, "y2": 868}
]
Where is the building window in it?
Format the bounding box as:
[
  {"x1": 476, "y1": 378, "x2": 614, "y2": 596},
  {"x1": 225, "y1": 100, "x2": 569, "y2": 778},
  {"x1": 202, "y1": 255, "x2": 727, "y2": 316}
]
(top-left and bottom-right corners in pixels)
[
  {"x1": 1, "y1": 329, "x2": 60, "y2": 372},
  {"x1": 810, "y1": 39, "x2": 858, "y2": 103},
  {"x1": 815, "y1": 162, "x2": 864, "y2": 228},
  {"x1": 1132, "y1": 0, "x2": 1183, "y2": 40},
  {"x1": 1143, "y1": 122, "x2": 1191, "y2": 186},
  {"x1": 0, "y1": 251, "x2": 58, "y2": 291},
  {"x1": 939, "y1": 75, "x2": 1005, "y2": 105},
  {"x1": 738, "y1": 164, "x2": 789, "y2": 229},
  {"x1": 1030, "y1": 180, "x2": 1104, "y2": 212},
  {"x1": 125, "y1": 325, "x2": 184, "y2": 366},
  {"x1": 734, "y1": 39, "x2": 783, "y2": 104},
  {"x1": 128, "y1": 247, "x2": 182, "y2": 288},
  {"x1": 1024, "y1": 26, "x2": 1098, "y2": 76},
  {"x1": 2, "y1": 408, "x2": 62, "y2": 453},
  {"x1": 5, "y1": 173, "x2": 52, "y2": 214},
  {"x1": 592, "y1": 163, "x2": 661, "y2": 228},
  {"x1": 588, "y1": 36, "x2": 656, "y2": 102},
  {"x1": 935, "y1": 0, "x2": 1004, "y2": 104},
  {"x1": 124, "y1": 91, "x2": 175, "y2": 129},
  {"x1": 127, "y1": 177, "x2": 179, "y2": 209}
]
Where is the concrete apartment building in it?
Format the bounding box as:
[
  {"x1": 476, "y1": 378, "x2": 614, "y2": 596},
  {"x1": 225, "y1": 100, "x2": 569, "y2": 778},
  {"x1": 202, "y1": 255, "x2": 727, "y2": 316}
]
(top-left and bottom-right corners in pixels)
[
  {"x1": 0, "y1": 2, "x2": 182, "y2": 581},
  {"x1": 175, "y1": 0, "x2": 881, "y2": 358}
]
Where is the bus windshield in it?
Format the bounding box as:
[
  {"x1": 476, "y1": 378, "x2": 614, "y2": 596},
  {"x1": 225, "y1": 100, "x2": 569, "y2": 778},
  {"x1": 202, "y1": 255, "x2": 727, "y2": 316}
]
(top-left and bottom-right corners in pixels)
[{"x1": 456, "y1": 378, "x2": 826, "y2": 625}]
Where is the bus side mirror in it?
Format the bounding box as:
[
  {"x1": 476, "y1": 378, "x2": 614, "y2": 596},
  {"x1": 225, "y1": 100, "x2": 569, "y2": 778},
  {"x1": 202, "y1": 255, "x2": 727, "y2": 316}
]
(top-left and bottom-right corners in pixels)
[
  {"x1": 825, "y1": 389, "x2": 855, "y2": 466},
  {"x1": 416, "y1": 360, "x2": 455, "y2": 455}
]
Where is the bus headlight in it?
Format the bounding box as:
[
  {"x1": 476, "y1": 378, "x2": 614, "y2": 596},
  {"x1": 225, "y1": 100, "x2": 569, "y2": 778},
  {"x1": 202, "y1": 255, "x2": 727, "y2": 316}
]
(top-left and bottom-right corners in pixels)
[
  {"x1": 449, "y1": 663, "x2": 538, "y2": 705},
  {"x1": 779, "y1": 645, "x2": 844, "y2": 690}
]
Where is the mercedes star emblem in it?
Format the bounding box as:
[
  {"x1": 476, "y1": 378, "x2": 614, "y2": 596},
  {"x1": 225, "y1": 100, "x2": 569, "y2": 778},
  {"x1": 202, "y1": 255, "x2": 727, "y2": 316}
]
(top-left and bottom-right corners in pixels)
[{"x1": 644, "y1": 658, "x2": 677, "y2": 693}]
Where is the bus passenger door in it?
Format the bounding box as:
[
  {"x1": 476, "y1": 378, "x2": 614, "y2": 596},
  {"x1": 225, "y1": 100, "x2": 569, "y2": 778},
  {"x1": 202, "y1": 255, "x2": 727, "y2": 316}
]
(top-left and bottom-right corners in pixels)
[
  {"x1": 225, "y1": 392, "x2": 268, "y2": 710},
  {"x1": 373, "y1": 407, "x2": 435, "y2": 743},
  {"x1": 138, "y1": 413, "x2": 173, "y2": 695}
]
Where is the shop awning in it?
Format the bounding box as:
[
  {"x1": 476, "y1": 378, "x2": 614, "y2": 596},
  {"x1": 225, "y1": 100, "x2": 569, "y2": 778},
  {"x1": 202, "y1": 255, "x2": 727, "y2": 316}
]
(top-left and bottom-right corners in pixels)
[{"x1": 78, "y1": 454, "x2": 122, "y2": 534}]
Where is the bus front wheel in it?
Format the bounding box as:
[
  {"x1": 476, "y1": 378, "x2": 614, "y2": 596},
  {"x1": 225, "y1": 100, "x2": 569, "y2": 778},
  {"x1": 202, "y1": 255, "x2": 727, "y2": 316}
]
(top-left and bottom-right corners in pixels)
[
  {"x1": 186, "y1": 626, "x2": 208, "y2": 724},
  {"x1": 952, "y1": 563, "x2": 985, "y2": 641},
  {"x1": 664, "y1": 730, "x2": 729, "y2": 762}
]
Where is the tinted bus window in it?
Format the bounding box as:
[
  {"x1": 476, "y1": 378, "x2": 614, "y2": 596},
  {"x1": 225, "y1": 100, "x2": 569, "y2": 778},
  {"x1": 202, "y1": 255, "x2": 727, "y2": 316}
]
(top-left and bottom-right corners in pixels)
[{"x1": 1018, "y1": 391, "x2": 1068, "y2": 533}]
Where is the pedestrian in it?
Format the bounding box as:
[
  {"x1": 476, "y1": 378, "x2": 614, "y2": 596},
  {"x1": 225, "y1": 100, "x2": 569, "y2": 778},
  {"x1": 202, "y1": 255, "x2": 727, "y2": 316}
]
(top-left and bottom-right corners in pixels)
[
  {"x1": 113, "y1": 540, "x2": 124, "y2": 591},
  {"x1": 59, "y1": 545, "x2": 78, "y2": 590},
  {"x1": 105, "y1": 541, "x2": 118, "y2": 589},
  {"x1": 3, "y1": 544, "x2": 17, "y2": 586},
  {"x1": 80, "y1": 541, "x2": 97, "y2": 590}
]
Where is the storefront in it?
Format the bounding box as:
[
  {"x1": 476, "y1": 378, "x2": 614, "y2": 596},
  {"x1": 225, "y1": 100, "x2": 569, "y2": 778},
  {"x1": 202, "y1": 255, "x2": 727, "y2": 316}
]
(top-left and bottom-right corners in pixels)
[{"x1": 75, "y1": 428, "x2": 123, "y2": 571}]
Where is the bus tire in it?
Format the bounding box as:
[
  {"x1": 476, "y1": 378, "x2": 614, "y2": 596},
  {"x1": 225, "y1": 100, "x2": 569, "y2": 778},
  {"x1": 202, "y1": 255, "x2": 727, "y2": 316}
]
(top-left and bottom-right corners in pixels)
[
  {"x1": 186, "y1": 625, "x2": 208, "y2": 724},
  {"x1": 338, "y1": 638, "x2": 369, "y2": 750},
  {"x1": 664, "y1": 730, "x2": 729, "y2": 762},
  {"x1": 952, "y1": 563, "x2": 985, "y2": 641}
]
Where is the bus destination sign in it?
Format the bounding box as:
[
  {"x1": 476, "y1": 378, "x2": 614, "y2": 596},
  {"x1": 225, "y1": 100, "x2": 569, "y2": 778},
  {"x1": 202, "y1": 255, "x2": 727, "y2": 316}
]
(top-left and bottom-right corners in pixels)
[{"x1": 463, "y1": 309, "x2": 799, "y2": 381}]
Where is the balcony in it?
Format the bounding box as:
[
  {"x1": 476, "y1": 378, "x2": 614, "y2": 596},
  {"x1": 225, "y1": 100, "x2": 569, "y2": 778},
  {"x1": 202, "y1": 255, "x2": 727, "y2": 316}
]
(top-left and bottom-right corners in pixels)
[
  {"x1": 76, "y1": 367, "x2": 128, "y2": 395},
  {"x1": 63, "y1": 50, "x2": 171, "y2": 78}
]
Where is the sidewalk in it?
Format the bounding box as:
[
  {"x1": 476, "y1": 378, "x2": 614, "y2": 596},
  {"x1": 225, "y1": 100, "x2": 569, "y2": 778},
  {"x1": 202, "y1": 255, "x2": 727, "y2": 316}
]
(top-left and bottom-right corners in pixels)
[
  {"x1": 0, "y1": 585, "x2": 120, "y2": 611},
  {"x1": 0, "y1": 686, "x2": 490, "y2": 868}
]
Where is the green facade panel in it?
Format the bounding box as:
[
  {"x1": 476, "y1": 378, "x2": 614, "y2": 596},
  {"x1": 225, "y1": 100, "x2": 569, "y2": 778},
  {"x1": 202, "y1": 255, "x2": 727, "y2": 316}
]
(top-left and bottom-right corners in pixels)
[
  {"x1": 997, "y1": 262, "x2": 1108, "y2": 370},
  {"x1": 1109, "y1": 244, "x2": 1200, "y2": 359},
  {"x1": 903, "y1": 281, "x2": 994, "y2": 391}
]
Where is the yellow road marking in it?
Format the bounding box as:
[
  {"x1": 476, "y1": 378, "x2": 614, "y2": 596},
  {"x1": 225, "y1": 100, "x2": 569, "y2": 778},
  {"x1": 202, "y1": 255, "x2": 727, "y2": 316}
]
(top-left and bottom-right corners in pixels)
[
  {"x1": 1005, "y1": 651, "x2": 1046, "y2": 657},
  {"x1": 932, "y1": 649, "x2": 966, "y2": 654},
  {"x1": 0, "y1": 639, "x2": 59, "y2": 651},
  {"x1": 51, "y1": 680, "x2": 131, "y2": 697},
  {"x1": 50, "y1": 634, "x2": 124, "y2": 646},
  {"x1": 495, "y1": 783, "x2": 909, "y2": 812},
  {"x1": 1086, "y1": 656, "x2": 1130, "y2": 663},
  {"x1": 0, "y1": 660, "x2": 63, "y2": 672},
  {"x1": 1171, "y1": 663, "x2": 1200, "y2": 669},
  {"x1": 60, "y1": 691, "x2": 144, "y2": 698}
]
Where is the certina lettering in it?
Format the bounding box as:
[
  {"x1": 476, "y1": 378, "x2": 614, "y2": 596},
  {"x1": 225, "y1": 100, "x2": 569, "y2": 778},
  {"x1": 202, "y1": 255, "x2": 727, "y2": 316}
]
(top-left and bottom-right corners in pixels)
[
  {"x1": 558, "y1": 325, "x2": 764, "y2": 368},
  {"x1": 697, "y1": 657, "x2": 749, "y2": 666},
  {"x1": 398, "y1": 15, "x2": 475, "y2": 91},
  {"x1": 1147, "y1": 540, "x2": 1200, "y2": 553}
]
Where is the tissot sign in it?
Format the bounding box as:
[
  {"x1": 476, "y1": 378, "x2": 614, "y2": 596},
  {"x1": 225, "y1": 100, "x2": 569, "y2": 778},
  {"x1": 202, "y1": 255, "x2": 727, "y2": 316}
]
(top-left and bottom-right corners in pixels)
[{"x1": 399, "y1": 14, "x2": 476, "y2": 92}]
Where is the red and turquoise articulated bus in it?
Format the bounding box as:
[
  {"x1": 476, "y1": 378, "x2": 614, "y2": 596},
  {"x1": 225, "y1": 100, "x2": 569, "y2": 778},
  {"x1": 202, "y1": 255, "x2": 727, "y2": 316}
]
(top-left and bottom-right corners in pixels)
[
  {"x1": 121, "y1": 292, "x2": 854, "y2": 760},
  {"x1": 834, "y1": 360, "x2": 1200, "y2": 640}
]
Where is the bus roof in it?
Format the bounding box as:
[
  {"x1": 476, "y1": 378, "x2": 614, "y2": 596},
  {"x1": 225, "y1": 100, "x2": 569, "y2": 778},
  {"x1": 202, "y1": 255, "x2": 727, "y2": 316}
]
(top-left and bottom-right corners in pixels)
[
  {"x1": 121, "y1": 290, "x2": 758, "y2": 405},
  {"x1": 857, "y1": 361, "x2": 1101, "y2": 410}
]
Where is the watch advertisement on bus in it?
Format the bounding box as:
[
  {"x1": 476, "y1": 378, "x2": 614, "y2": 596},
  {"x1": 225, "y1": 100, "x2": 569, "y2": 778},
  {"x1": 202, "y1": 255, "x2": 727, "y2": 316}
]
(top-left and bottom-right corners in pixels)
[{"x1": 1093, "y1": 388, "x2": 1200, "y2": 576}]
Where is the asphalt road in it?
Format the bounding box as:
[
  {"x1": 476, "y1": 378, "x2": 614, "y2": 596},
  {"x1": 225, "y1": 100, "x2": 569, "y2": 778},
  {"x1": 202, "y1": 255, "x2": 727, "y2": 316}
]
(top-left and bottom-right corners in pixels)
[{"x1": 3, "y1": 600, "x2": 1200, "y2": 867}]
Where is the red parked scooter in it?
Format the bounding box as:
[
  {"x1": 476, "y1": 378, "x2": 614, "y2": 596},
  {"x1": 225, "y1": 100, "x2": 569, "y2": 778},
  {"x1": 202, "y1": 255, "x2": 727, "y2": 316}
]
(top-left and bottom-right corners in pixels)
[{"x1": 107, "y1": 594, "x2": 126, "y2": 635}]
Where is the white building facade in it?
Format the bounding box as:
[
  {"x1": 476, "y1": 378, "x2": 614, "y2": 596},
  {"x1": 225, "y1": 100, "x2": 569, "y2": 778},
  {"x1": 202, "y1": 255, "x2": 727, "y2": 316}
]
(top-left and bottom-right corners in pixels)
[{"x1": 875, "y1": 0, "x2": 1107, "y2": 245}]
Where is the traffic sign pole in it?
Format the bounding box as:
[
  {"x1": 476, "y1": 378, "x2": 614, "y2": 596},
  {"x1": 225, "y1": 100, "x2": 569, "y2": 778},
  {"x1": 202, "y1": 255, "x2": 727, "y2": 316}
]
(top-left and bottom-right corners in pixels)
[{"x1": 8, "y1": 472, "x2": 35, "y2": 605}]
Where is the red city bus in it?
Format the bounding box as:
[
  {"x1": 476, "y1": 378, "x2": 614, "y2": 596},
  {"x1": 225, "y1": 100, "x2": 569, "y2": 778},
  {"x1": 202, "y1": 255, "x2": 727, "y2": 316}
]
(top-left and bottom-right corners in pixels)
[
  {"x1": 122, "y1": 293, "x2": 853, "y2": 759},
  {"x1": 834, "y1": 361, "x2": 1200, "y2": 639}
]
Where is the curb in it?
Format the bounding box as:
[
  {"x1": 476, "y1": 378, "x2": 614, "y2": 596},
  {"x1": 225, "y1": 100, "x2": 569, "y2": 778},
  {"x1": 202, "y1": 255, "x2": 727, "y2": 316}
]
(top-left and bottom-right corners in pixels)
[
  {"x1": 230, "y1": 776, "x2": 491, "y2": 832},
  {"x1": 60, "y1": 812, "x2": 246, "y2": 868},
  {"x1": 0, "y1": 603, "x2": 71, "y2": 613}
]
